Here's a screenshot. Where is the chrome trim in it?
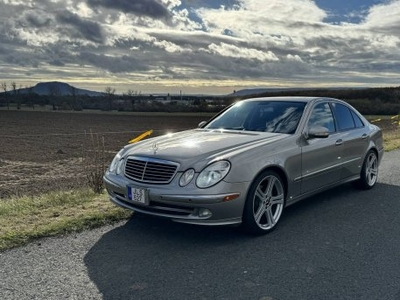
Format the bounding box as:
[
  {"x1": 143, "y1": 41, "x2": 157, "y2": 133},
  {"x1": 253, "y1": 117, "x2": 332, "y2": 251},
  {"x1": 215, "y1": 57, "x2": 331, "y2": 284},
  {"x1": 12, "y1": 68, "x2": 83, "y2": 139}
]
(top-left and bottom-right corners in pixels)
[
  {"x1": 342, "y1": 157, "x2": 362, "y2": 166},
  {"x1": 158, "y1": 193, "x2": 241, "y2": 204},
  {"x1": 294, "y1": 162, "x2": 342, "y2": 182},
  {"x1": 294, "y1": 157, "x2": 362, "y2": 182},
  {"x1": 124, "y1": 156, "x2": 180, "y2": 184},
  {"x1": 173, "y1": 217, "x2": 242, "y2": 226},
  {"x1": 109, "y1": 195, "x2": 196, "y2": 219}
]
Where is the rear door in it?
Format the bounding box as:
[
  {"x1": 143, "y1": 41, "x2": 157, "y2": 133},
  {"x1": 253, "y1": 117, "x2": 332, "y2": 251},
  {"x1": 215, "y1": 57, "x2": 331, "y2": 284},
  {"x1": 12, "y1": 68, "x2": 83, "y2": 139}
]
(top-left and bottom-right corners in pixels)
[{"x1": 330, "y1": 102, "x2": 369, "y2": 179}]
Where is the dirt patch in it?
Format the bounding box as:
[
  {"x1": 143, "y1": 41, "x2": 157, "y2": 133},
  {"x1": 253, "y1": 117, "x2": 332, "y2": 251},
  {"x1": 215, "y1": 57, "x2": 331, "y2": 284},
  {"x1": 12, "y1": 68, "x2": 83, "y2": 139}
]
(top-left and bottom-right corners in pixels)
[
  {"x1": 0, "y1": 110, "x2": 209, "y2": 199},
  {"x1": 0, "y1": 158, "x2": 85, "y2": 198}
]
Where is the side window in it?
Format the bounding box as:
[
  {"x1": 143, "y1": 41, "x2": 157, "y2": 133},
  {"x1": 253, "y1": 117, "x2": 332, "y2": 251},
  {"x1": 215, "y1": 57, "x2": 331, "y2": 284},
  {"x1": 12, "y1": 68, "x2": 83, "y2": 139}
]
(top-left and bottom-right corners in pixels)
[
  {"x1": 331, "y1": 103, "x2": 355, "y2": 131},
  {"x1": 307, "y1": 102, "x2": 335, "y2": 133},
  {"x1": 351, "y1": 110, "x2": 364, "y2": 128}
]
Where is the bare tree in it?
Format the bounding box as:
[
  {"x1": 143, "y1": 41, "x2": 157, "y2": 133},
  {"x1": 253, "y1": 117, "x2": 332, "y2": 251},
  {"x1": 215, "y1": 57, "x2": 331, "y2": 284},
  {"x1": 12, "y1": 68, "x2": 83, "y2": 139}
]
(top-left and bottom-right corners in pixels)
[
  {"x1": 105, "y1": 86, "x2": 116, "y2": 111},
  {"x1": 49, "y1": 84, "x2": 61, "y2": 110},
  {"x1": 69, "y1": 85, "x2": 77, "y2": 110},
  {"x1": 126, "y1": 89, "x2": 135, "y2": 97},
  {"x1": 26, "y1": 85, "x2": 35, "y2": 110},
  {"x1": 11, "y1": 81, "x2": 21, "y2": 109},
  {"x1": 1, "y1": 82, "x2": 9, "y2": 110},
  {"x1": 125, "y1": 89, "x2": 136, "y2": 111},
  {"x1": 18, "y1": 84, "x2": 23, "y2": 109},
  {"x1": 11, "y1": 81, "x2": 16, "y2": 93}
]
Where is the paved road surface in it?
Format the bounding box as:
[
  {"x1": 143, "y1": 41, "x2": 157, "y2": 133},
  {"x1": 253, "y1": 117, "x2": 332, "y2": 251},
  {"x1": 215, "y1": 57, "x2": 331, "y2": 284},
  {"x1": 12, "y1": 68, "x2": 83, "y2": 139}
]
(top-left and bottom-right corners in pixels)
[{"x1": 1, "y1": 150, "x2": 400, "y2": 300}]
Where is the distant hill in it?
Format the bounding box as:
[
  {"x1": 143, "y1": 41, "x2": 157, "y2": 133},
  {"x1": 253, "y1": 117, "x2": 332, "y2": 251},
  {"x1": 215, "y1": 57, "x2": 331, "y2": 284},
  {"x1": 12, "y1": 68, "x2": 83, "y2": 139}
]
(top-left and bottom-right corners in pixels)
[{"x1": 15, "y1": 81, "x2": 103, "y2": 97}]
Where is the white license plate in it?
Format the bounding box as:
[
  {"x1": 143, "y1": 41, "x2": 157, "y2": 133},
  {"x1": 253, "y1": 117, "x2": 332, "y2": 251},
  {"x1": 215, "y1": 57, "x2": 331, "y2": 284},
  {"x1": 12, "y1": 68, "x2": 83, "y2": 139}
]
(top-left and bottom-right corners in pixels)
[{"x1": 127, "y1": 186, "x2": 147, "y2": 205}]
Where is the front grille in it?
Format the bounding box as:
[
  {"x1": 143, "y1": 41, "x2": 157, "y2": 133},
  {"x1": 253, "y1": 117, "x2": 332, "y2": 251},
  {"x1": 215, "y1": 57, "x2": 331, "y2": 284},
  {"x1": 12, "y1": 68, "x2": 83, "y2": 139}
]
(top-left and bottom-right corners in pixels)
[{"x1": 124, "y1": 156, "x2": 179, "y2": 184}]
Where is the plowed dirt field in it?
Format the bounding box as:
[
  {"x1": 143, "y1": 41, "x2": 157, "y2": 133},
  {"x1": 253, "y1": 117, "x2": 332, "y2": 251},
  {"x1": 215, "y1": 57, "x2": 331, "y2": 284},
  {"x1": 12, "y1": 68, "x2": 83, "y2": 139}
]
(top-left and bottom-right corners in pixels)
[{"x1": 0, "y1": 110, "x2": 209, "y2": 198}]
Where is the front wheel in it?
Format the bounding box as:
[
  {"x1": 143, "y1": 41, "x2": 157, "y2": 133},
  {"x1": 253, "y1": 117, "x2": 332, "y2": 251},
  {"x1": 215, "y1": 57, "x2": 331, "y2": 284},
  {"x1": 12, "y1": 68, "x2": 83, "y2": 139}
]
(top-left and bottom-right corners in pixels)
[
  {"x1": 354, "y1": 150, "x2": 378, "y2": 190},
  {"x1": 242, "y1": 170, "x2": 285, "y2": 234}
]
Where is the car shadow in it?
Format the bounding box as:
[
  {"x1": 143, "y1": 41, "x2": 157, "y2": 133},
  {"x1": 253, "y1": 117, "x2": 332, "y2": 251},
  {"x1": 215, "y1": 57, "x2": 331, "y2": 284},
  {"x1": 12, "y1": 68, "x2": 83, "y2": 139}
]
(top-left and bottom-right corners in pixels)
[{"x1": 84, "y1": 182, "x2": 400, "y2": 300}]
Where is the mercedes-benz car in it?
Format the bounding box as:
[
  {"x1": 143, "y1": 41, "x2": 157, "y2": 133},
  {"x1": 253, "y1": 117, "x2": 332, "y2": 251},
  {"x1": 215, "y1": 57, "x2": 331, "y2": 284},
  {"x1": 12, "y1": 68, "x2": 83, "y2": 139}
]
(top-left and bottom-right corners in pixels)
[{"x1": 103, "y1": 97, "x2": 384, "y2": 234}]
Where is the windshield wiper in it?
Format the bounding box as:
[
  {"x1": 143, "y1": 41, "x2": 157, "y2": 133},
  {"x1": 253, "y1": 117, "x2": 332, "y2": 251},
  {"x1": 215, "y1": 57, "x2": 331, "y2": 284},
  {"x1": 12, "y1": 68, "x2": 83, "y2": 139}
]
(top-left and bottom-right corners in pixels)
[{"x1": 221, "y1": 126, "x2": 245, "y2": 130}]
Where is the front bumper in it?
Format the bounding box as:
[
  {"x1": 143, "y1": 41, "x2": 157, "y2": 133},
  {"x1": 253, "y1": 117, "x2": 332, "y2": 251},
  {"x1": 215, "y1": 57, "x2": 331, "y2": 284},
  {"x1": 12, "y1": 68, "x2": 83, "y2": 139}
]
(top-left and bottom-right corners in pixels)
[{"x1": 103, "y1": 172, "x2": 250, "y2": 226}]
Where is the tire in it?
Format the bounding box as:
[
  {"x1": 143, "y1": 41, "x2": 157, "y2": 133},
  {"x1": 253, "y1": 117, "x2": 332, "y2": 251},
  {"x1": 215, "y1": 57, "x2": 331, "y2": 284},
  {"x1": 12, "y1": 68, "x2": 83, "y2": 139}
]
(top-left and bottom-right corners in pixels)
[
  {"x1": 242, "y1": 170, "x2": 285, "y2": 234},
  {"x1": 354, "y1": 150, "x2": 378, "y2": 190}
]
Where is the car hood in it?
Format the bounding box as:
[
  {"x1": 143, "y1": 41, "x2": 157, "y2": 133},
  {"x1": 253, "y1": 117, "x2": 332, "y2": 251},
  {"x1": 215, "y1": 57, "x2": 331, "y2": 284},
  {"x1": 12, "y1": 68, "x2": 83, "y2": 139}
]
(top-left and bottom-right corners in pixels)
[{"x1": 122, "y1": 129, "x2": 288, "y2": 170}]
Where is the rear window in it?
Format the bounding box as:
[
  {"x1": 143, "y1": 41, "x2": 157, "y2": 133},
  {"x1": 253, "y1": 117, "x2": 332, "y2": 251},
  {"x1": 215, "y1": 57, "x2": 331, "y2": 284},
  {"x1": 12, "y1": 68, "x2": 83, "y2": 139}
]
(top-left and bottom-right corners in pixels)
[
  {"x1": 351, "y1": 110, "x2": 364, "y2": 128},
  {"x1": 331, "y1": 103, "x2": 355, "y2": 131}
]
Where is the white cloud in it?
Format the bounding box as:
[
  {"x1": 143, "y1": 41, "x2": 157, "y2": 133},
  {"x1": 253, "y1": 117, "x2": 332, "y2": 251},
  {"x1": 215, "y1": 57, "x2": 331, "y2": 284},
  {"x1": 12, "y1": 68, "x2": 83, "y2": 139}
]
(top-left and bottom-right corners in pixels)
[
  {"x1": 70, "y1": 2, "x2": 95, "y2": 18},
  {"x1": 3, "y1": 0, "x2": 34, "y2": 5},
  {"x1": 364, "y1": 0, "x2": 400, "y2": 29},
  {"x1": 196, "y1": 0, "x2": 326, "y2": 38},
  {"x1": 237, "y1": 0, "x2": 326, "y2": 22},
  {"x1": 153, "y1": 39, "x2": 190, "y2": 53},
  {"x1": 204, "y1": 42, "x2": 279, "y2": 62},
  {"x1": 286, "y1": 54, "x2": 303, "y2": 62},
  {"x1": 161, "y1": 0, "x2": 182, "y2": 9}
]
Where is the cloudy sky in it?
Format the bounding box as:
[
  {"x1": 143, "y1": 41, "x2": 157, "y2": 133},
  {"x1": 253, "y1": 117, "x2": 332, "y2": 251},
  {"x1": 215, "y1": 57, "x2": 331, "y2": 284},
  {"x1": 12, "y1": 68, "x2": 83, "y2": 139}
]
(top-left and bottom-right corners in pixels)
[{"x1": 0, "y1": 0, "x2": 399, "y2": 94}]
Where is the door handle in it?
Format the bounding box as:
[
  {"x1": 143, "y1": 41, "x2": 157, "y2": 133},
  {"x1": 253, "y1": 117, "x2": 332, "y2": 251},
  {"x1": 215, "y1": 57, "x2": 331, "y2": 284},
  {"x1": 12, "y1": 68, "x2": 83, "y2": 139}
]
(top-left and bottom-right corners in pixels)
[
  {"x1": 361, "y1": 133, "x2": 368, "y2": 139},
  {"x1": 335, "y1": 139, "x2": 343, "y2": 146}
]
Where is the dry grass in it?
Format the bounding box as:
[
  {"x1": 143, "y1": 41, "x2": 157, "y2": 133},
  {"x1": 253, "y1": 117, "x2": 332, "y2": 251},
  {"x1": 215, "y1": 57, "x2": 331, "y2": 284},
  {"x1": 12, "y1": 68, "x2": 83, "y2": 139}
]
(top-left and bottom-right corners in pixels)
[
  {"x1": 383, "y1": 130, "x2": 400, "y2": 151},
  {"x1": 83, "y1": 131, "x2": 107, "y2": 194},
  {"x1": 0, "y1": 189, "x2": 131, "y2": 251},
  {"x1": 368, "y1": 115, "x2": 400, "y2": 152}
]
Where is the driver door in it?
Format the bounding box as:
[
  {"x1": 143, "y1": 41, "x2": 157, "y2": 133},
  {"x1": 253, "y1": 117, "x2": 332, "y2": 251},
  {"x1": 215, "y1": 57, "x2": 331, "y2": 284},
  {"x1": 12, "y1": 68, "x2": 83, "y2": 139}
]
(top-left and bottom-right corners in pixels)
[{"x1": 301, "y1": 102, "x2": 343, "y2": 194}]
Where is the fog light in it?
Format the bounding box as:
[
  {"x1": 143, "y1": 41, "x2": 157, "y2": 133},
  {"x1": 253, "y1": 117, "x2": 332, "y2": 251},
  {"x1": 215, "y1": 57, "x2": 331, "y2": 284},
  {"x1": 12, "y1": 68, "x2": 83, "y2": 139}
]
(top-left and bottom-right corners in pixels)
[{"x1": 198, "y1": 208, "x2": 212, "y2": 218}]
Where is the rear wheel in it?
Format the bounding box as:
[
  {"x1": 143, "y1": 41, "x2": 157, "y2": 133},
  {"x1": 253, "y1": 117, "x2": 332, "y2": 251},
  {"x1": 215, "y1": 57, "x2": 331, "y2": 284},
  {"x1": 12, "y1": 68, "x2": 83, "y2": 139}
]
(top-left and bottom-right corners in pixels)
[
  {"x1": 242, "y1": 170, "x2": 285, "y2": 234},
  {"x1": 354, "y1": 150, "x2": 378, "y2": 190}
]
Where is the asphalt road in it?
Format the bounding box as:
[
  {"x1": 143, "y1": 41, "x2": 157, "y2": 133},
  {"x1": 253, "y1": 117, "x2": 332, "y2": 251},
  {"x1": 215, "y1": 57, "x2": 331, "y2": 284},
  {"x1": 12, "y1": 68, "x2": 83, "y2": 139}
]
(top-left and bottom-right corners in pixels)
[{"x1": 1, "y1": 150, "x2": 400, "y2": 300}]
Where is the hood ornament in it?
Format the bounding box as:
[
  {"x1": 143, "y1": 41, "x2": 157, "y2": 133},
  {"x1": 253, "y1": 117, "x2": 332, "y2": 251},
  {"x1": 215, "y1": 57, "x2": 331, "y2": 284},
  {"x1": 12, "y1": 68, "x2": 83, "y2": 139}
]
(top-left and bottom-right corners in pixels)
[{"x1": 152, "y1": 142, "x2": 159, "y2": 155}]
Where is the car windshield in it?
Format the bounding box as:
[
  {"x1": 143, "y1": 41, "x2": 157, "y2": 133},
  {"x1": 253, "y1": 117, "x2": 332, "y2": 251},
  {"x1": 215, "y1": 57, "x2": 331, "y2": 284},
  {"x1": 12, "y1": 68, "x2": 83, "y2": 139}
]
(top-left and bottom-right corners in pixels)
[{"x1": 205, "y1": 100, "x2": 307, "y2": 134}]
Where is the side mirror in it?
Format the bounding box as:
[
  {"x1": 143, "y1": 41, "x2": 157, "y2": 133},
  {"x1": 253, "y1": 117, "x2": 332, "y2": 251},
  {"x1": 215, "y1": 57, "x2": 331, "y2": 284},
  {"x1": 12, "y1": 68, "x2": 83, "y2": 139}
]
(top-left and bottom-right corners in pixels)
[
  {"x1": 198, "y1": 121, "x2": 207, "y2": 128},
  {"x1": 306, "y1": 126, "x2": 330, "y2": 139}
]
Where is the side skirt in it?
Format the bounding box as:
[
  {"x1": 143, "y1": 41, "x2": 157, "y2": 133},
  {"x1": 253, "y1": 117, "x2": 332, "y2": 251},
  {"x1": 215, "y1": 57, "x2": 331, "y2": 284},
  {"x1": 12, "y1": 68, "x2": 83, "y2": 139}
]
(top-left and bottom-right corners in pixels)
[{"x1": 285, "y1": 175, "x2": 360, "y2": 207}]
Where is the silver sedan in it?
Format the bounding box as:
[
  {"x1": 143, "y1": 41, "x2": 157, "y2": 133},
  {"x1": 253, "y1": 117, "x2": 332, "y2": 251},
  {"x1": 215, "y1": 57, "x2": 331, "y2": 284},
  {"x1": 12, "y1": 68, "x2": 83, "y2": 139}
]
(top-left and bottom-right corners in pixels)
[{"x1": 103, "y1": 97, "x2": 384, "y2": 234}]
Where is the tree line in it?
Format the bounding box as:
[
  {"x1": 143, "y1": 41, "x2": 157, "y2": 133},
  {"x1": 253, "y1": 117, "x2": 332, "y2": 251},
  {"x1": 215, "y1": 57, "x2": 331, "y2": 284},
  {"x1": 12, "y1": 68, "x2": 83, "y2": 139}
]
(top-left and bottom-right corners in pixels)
[
  {"x1": 228, "y1": 86, "x2": 400, "y2": 115},
  {"x1": 0, "y1": 82, "x2": 225, "y2": 113},
  {"x1": 1, "y1": 81, "x2": 400, "y2": 115}
]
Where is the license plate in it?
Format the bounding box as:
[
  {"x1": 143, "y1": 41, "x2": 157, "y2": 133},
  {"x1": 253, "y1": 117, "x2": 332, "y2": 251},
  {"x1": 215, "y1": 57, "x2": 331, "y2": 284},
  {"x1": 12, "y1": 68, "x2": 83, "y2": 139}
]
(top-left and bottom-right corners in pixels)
[{"x1": 127, "y1": 186, "x2": 147, "y2": 205}]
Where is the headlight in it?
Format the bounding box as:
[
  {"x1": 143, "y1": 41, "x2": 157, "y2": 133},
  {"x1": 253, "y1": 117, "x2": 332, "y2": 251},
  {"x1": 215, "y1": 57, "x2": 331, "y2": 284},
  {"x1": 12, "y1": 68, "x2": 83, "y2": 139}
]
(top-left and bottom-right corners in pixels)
[
  {"x1": 179, "y1": 169, "x2": 195, "y2": 187},
  {"x1": 109, "y1": 149, "x2": 124, "y2": 173},
  {"x1": 196, "y1": 160, "x2": 231, "y2": 188}
]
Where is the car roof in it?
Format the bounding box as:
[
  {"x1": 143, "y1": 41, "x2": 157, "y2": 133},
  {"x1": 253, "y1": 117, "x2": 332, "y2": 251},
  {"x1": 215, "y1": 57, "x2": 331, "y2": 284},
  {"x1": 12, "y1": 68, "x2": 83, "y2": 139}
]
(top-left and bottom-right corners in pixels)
[{"x1": 242, "y1": 96, "x2": 331, "y2": 103}]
